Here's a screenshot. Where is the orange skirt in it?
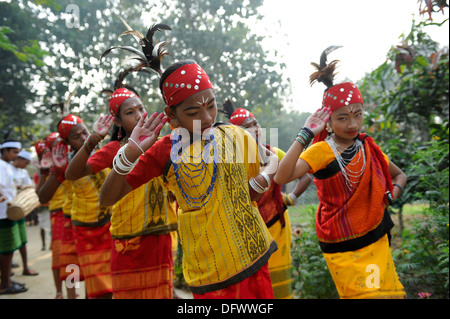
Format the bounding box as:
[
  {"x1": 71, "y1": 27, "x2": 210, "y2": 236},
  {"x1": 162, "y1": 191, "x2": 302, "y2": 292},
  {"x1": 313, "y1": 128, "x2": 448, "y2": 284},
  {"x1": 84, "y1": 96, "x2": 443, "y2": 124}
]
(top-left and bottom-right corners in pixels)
[
  {"x1": 72, "y1": 222, "x2": 113, "y2": 298},
  {"x1": 59, "y1": 216, "x2": 84, "y2": 281},
  {"x1": 50, "y1": 210, "x2": 64, "y2": 270},
  {"x1": 111, "y1": 233, "x2": 173, "y2": 299},
  {"x1": 192, "y1": 263, "x2": 274, "y2": 299}
]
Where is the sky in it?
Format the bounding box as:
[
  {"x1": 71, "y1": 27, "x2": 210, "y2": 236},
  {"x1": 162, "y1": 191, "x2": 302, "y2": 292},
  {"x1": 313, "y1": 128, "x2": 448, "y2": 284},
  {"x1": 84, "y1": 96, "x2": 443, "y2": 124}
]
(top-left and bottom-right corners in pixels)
[{"x1": 256, "y1": 0, "x2": 449, "y2": 113}]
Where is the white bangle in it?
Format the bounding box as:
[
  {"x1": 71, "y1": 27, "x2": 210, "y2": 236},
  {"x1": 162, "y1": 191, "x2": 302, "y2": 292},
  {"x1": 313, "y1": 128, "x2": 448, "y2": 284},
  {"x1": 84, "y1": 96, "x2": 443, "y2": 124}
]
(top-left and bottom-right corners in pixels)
[
  {"x1": 288, "y1": 193, "x2": 297, "y2": 203},
  {"x1": 260, "y1": 171, "x2": 271, "y2": 189},
  {"x1": 249, "y1": 177, "x2": 268, "y2": 194},
  {"x1": 128, "y1": 137, "x2": 145, "y2": 155},
  {"x1": 112, "y1": 145, "x2": 139, "y2": 175}
]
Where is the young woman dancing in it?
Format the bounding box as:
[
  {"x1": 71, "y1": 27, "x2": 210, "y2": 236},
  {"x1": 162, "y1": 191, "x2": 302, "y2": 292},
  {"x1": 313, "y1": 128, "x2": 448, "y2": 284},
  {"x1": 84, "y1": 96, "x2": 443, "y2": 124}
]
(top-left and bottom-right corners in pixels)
[
  {"x1": 274, "y1": 46, "x2": 407, "y2": 299},
  {"x1": 99, "y1": 55, "x2": 279, "y2": 298},
  {"x1": 65, "y1": 63, "x2": 178, "y2": 298}
]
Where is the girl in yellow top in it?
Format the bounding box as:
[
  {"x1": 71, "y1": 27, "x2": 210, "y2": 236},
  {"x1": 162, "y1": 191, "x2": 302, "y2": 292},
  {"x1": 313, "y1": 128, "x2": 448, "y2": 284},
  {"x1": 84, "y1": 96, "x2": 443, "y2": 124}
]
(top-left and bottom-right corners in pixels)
[
  {"x1": 100, "y1": 58, "x2": 279, "y2": 299},
  {"x1": 55, "y1": 114, "x2": 113, "y2": 299},
  {"x1": 222, "y1": 101, "x2": 312, "y2": 299},
  {"x1": 65, "y1": 67, "x2": 178, "y2": 298},
  {"x1": 36, "y1": 132, "x2": 80, "y2": 299},
  {"x1": 274, "y1": 46, "x2": 407, "y2": 299}
]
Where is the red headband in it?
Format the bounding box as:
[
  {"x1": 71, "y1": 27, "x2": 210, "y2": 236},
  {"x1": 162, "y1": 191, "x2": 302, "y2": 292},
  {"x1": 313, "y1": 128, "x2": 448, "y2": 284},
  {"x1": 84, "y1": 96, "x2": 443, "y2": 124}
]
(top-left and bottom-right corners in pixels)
[
  {"x1": 109, "y1": 88, "x2": 137, "y2": 116},
  {"x1": 58, "y1": 114, "x2": 84, "y2": 139},
  {"x1": 229, "y1": 108, "x2": 255, "y2": 126},
  {"x1": 46, "y1": 132, "x2": 60, "y2": 149},
  {"x1": 322, "y1": 82, "x2": 364, "y2": 111},
  {"x1": 34, "y1": 139, "x2": 48, "y2": 157},
  {"x1": 162, "y1": 63, "x2": 213, "y2": 107},
  {"x1": 313, "y1": 82, "x2": 364, "y2": 144}
]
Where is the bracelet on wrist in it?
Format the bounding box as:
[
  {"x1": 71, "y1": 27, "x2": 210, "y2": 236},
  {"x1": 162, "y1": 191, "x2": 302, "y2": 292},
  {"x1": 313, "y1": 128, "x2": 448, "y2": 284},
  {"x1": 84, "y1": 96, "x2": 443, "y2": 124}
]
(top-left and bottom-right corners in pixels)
[
  {"x1": 91, "y1": 130, "x2": 104, "y2": 142},
  {"x1": 249, "y1": 177, "x2": 268, "y2": 194},
  {"x1": 260, "y1": 171, "x2": 271, "y2": 189},
  {"x1": 129, "y1": 137, "x2": 145, "y2": 155}
]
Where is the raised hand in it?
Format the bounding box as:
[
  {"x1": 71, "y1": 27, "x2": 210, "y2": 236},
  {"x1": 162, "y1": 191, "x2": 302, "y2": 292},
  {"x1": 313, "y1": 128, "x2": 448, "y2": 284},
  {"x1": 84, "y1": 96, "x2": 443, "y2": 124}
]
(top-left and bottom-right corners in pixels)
[
  {"x1": 40, "y1": 149, "x2": 53, "y2": 169},
  {"x1": 126, "y1": 112, "x2": 167, "y2": 159},
  {"x1": 304, "y1": 107, "x2": 332, "y2": 136},
  {"x1": 92, "y1": 114, "x2": 115, "y2": 138},
  {"x1": 52, "y1": 139, "x2": 69, "y2": 172}
]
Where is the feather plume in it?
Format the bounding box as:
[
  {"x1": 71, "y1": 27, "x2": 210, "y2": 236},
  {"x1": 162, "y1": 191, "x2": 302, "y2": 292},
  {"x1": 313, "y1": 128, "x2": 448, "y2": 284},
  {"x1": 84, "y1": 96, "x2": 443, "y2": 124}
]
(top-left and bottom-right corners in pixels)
[
  {"x1": 101, "y1": 19, "x2": 172, "y2": 76},
  {"x1": 51, "y1": 88, "x2": 77, "y2": 118},
  {"x1": 113, "y1": 66, "x2": 151, "y2": 90},
  {"x1": 220, "y1": 98, "x2": 236, "y2": 119},
  {"x1": 309, "y1": 45, "x2": 342, "y2": 89}
]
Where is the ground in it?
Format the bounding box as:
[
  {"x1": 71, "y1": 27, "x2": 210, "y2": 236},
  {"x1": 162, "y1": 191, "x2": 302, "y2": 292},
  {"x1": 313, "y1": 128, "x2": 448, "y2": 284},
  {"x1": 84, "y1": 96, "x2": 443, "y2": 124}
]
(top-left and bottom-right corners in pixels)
[{"x1": 0, "y1": 223, "x2": 192, "y2": 299}]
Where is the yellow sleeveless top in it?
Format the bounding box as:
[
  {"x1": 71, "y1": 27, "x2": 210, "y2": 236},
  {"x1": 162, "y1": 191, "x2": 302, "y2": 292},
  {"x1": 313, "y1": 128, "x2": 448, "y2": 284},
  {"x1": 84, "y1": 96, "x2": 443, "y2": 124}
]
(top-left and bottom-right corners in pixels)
[
  {"x1": 70, "y1": 168, "x2": 112, "y2": 226},
  {"x1": 110, "y1": 175, "x2": 178, "y2": 239},
  {"x1": 48, "y1": 184, "x2": 65, "y2": 212},
  {"x1": 60, "y1": 180, "x2": 73, "y2": 217}
]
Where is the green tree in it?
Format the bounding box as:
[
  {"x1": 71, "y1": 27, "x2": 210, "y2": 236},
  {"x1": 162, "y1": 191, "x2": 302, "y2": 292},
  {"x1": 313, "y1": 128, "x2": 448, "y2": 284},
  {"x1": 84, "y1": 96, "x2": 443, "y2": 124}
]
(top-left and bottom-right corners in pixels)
[
  {"x1": 358, "y1": 11, "x2": 449, "y2": 298},
  {"x1": 0, "y1": 1, "x2": 49, "y2": 144},
  {"x1": 2, "y1": 0, "x2": 291, "y2": 143}
]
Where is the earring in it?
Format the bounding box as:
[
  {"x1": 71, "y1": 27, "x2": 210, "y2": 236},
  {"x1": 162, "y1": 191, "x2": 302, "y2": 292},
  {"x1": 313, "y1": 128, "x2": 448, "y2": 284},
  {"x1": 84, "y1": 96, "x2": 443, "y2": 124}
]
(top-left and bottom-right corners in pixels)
[
  {"x1": 326, "y1": 123, "x2": 333, "y2": 133},
  {"x1": 117, "y1": 128, "x2": 123, "y2": 140},
  {"x1": 169, "y1": 119, "x2": 179, "y2": 130}
]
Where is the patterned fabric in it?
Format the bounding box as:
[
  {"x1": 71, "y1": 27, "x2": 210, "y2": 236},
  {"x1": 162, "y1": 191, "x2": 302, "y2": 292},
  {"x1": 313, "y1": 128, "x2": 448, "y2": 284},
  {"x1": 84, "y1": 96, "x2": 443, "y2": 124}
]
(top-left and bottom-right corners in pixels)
[
  {"x1": 300, "y1": 139, "x2": 391, "y2": 248},
  {"x1": 73, "y1": 222, "x2": 113, "y2": 298},
  {"x1": 111, "y1": 233, "x2": 173, "y2": 299},
  {"x1": 87, "y1": 140, "x2": 178, "y2": 238},
  {"x1": 128, "y1": 125, "x2": 277, "y2": 295},
  {"x1": 192, "y1": 264, "x2": 274, "y2": 299},
  {"x1": 323, "y1": 234, "x2": 405, "y2": 299},
  {"x1": 257, "y1": 146, "x2": 285, "y2": 226},
  {"x1": 70, "y1": 168, "x2": 112, "y2": 226},
  {"x1": 256, "y1": 146, "x2": 293, "y2": 299},
  {"x1": 111, "y1": 177, "x2": 178, "y2": 238},
  {"x1": 60, "y1": 180, "x2": 73, "y2": 217},
  {"x1": 48, "y1": 185, "x2": 65, "y2": 212},
  {"x1": 50, "y1": 210, "x2": 65, "y2": 270},
  {"x1": 59, "y1": 216, "x2": 84, "y2": 281},
  {"x1": 0, "y1": 218, "x2": 25, "y2": 254},
  {"x1": 267, "y1": 211, "x2": 293, "y2": 299}
]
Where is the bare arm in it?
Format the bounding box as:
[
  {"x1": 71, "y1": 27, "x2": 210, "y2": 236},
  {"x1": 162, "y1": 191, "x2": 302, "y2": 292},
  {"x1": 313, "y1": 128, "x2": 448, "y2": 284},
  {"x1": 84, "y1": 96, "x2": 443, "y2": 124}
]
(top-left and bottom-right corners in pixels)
[
  {"x1": 99, "y1": 112, "x2": 167, "y2": 206},
  {"x1": 291, "y1": 174, "x2": 312, "y2": 198},
  {"x1": 389, "y1": 161, "x2": 407, "y2": 200},
  {"x1": 38, "y1": 174, "x2": 60, "y2": 204},
  {"x1": 275, "y1": 107, "x2": 331, "y2": 184}
]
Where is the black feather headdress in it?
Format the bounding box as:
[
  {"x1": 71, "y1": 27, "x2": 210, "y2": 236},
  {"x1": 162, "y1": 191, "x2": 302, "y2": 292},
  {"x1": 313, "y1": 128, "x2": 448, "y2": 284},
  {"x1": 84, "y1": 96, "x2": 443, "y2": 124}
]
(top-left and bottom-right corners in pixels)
[
  {"x1": 101, "y1": 18, "x2": 172, "y2": 76},
  {"x1": 219, "y1": 98, "x2": 236, "y2": 120},
  {"x1": 309, "y1": 45, "x2": 342, "y2": 89}
]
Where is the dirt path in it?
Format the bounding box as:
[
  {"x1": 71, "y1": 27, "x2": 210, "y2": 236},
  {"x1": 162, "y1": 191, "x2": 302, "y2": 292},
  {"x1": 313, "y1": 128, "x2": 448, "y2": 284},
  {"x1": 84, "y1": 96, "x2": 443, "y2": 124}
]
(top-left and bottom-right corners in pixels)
[{"x1": 0, "y1": 223, "x2": 192, "y2": 299}]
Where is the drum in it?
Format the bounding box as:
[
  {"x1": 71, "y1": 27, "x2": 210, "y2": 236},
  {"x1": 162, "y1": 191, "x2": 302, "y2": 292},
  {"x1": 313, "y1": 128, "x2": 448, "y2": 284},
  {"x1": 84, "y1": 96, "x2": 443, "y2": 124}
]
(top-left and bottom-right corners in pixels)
[{"x1": 6, "y1": 187, "x2": 40, "y2": 221}]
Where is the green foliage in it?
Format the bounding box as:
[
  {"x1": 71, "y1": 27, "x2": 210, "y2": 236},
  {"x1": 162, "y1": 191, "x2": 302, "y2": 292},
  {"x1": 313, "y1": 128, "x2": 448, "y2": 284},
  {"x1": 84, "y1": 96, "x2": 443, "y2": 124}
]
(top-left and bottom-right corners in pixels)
[
  {"x1": 1, "y1": 0, "x2": 291, "y2": 145},
  {"x1": 355, "y1": 16, "x2": 449, "y2": 299},
  {"x1": 291, "y1": 205, "x2": 339, "y2": 299},
  {"x1": 394, "y1": 139, "x2": 449, "y2": 299}
]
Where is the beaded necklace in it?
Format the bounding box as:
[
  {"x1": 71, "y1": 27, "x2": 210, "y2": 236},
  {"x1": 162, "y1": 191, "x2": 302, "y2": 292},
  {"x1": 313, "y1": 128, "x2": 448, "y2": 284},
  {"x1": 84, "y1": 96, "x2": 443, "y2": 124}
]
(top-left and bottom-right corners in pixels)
[
  {"x1": 171, "y1": 129, "x2": 219, "y2": 209},
  {"x1": 325, "y1": 135, "x2": 366, "y2": 192}
]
